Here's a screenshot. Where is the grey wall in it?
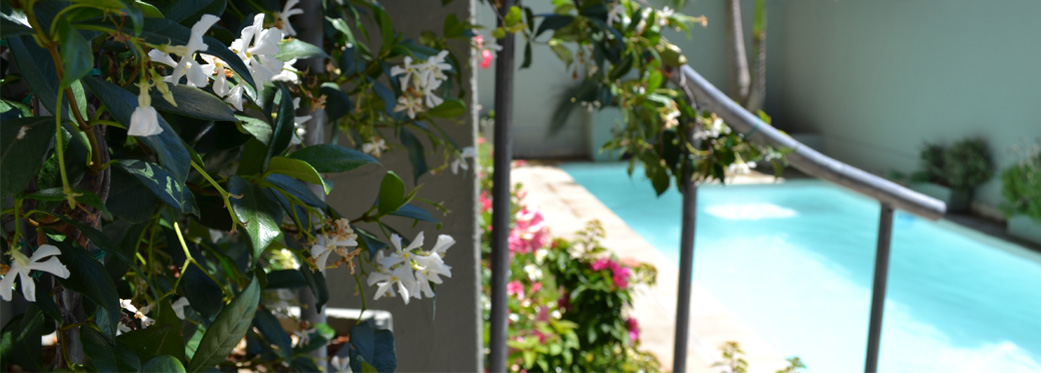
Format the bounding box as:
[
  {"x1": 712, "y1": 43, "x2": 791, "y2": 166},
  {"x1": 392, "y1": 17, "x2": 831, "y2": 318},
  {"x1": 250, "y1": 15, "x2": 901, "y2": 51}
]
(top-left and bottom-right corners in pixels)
[
  {"x1": 325, "y1": 1, "x2": 481, "y2": 371},
  {"x1": 774, "y1": 0, "x2": 1041, "y2": 210}
]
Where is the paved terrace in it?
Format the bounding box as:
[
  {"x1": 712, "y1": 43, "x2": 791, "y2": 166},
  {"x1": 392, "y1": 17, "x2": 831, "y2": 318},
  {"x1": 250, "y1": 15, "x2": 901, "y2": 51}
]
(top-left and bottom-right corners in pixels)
[{"x1": 512, "y1": 163, "x2": 790, "y2": 372}]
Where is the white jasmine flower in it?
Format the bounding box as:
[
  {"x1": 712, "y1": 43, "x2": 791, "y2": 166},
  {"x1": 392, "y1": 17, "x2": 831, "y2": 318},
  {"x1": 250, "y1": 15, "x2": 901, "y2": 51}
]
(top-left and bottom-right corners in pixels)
[
  {"x1": 430, "y1": 234, "x2": 455, "y2": 255},
  {"x1": 450, "y1": 147, "x2": 477, "y2": 174},
  {"x1": 418, "y1": 51, "x2": 452, "y2": 88},
  {"x1": 128, "y1": 82, "x2": 162, "y2": 137},
  {"x1": 272, "y1": 58, "x2": 301, "y2": 84},
  {"x1": 276, "y1": 0, "x2": 304, "y2": 36},
  {"x1": 662, "y1": 108, "x2": 680, "y2": 129},
  {"x1": 294, "y1": 327, "x2": 315, "y2": 346},
  {"x1": 382, "y1": 232, "x2": 423, "y2": 268},
  {"x1": 607, "y1": 3, "x2": 629, "y2": 26},
  {"x1": 120, "y1": 299, "x2": 156, "y2": 328},
  {"x1": 225, "y1": 83, "x2": 246, "y2": 111},
  {"x1": 728, "y1": 161, "x2": 752, "y2": 175},
  {"x1": 412, "y1": 253, "x2": 452, "y2": 298},
  {"x1": 657, "y1": 6, "x2": 675, "y2": 27},
  {"x1": 327, "y1": 218, "x2": 358, "y2": 249},
  {"x1": 394, "y1": 93, "x2": 424, "y2": 119},
  {"x1": 367, "y1": 258, "x2": 418, "y2": 305},
  {"x1": 171, "y1": 297, "x2": 191, "y2": 320},
  {"x1": 310, "y1": 237, "x2": 337, "y2": 269},
  {"x1": 0, "y1": 245, "x2": 70, "y2": 302},
  {"x1": 390, "y1": 56, "x2": 420, "y2": 91},
  {"x1": 230, "y1": 14, "x2": 286, "y2": 89},
  {"x1": 158, "y1": 14, "x2": 220, "y2": 88},
  {"x1": 330, "y1": 356, "x2": 352, "y2": 373},
  {"x1": 362, "y1": 138, "x2": 388, "y2": 157}
]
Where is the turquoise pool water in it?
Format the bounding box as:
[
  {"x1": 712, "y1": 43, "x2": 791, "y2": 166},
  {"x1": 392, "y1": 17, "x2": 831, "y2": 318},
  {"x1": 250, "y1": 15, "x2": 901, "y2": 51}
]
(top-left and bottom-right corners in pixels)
[{"x1": 561, "y1": 163, "x2": 1041, "y2": 373}]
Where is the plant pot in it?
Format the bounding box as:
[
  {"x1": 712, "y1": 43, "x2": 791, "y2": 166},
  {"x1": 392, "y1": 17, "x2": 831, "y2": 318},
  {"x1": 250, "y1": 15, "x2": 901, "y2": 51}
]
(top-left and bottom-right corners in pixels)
[
  {"x1": 910, "y1": 182, "x2": 971, "y2": 212},
  {"x1": 1008, "y1": 215, "x2": 1041, "y2": 246}
]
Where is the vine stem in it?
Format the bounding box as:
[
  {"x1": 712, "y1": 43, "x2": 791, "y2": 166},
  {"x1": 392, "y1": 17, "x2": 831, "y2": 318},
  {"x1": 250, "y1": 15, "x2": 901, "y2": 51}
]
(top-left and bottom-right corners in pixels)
[
  {"x1": 190, "y1": 161, "x2": 242, "y2": 227},
  {"x1": 172, "y1": 221, "x2": 231, "y2": 298}
]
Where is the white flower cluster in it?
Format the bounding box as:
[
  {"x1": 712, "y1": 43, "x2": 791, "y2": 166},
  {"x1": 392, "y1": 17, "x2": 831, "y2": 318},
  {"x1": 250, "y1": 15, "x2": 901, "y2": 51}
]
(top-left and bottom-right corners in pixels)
[
  {"x1": 390, "y1": 51, "x2": 453, "y2": 119},
  {"x1": 116, "y1": 296, "x2": 192, "y2": 335},
  {"x1": 694, "y1": 115, "x2": 732, "y2": 140},
  {"x1": 310, "y1": 218, "x2": 360, "y2": 269},
  {"x1": 368, "y1": 232, "x2": 455, "y2": 305},
  {"x1": 133, "y1": 8, "x2": 306, "y2": 137}
]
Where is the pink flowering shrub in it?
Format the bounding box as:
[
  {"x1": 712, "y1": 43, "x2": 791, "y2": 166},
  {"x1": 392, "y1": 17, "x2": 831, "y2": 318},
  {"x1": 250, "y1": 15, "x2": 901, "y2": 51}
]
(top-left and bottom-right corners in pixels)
[{"x1": 477, "y1": 143, "x2": 659, "y2": 371}]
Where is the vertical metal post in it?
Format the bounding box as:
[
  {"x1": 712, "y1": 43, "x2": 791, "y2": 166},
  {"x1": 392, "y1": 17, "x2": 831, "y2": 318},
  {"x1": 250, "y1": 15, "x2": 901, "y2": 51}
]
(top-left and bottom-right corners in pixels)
[
  {"x1": 489, "y1": 0, "x2": 516, "y2": 371},
  {"x1": 673, "y1": 130, "x2": 699, "y2": 373},
  {"x1": 865, "y1": 203, "x2": 894, "y2": 373},
  {"x1": 297, "y1": 0, "x2": 327, "y2": 370}
]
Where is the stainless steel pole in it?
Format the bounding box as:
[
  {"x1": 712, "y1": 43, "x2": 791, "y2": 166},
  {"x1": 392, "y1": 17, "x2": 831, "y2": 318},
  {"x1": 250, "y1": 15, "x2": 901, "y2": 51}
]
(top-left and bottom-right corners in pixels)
[
  {"x1": 865, "y1": 203, "x2": 894, "y2": 373},
  {"x1": 672, "y1": 130, "x2": 699, "y2": 373},
  {"x1": 488, "y1": 0, "x2": 516, "y2": 371}
]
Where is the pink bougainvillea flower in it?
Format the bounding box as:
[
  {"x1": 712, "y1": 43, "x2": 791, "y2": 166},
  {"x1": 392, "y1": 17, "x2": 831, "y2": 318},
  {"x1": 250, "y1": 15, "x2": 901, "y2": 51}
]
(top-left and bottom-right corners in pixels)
[
  {"x1": 590, "y1": 258, "x2": 611, "y2": 271},
  {"x1": 534, "y1": 330, "x2": 547, "y2": 343},
  {"x1": 626, "y1": 318, "x2": 640, "y2": 343},
  {"x1": 612, "y1": 264, "x2": 631, "y2": 289},
  {"x1": 480, "y1": 191, "x2": 492, "y2": 212},
  {"x1": 508, "y1": 207, "x2": 549, "y2": 255},
  {"x1": 530, "y1": 282, "x2": 542, "y2": 294},
  {"x1": 480, "y1": 49, "x2": 494, "y2": 69},
  {"x1": 507, "y1": 280, "x2": 524, "y2": 299}
]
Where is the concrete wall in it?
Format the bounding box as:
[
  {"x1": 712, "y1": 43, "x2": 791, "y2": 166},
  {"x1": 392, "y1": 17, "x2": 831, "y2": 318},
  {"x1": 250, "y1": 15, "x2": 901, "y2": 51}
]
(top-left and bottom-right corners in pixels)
[
  {"x1": 773, "y1": 0, "x2": 1041, "y2": 210},
  {"x1": 325, "y1": 1, "x2": 481, "y2": 371}
]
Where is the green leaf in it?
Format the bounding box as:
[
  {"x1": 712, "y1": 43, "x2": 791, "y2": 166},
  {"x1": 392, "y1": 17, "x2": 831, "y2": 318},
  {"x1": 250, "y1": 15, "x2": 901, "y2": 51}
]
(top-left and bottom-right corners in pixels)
[
  {"x1": 116, "y1": 160, "x2": 199, "y2": 215},
  {"x1": 56, "y1": 243, "x2": 121, "y2": 337},
  {"x1": 265, "y1": 174, "x2": 325, "y2": 208},
  {"x1": 267, "y1": 156, "x2": 328, "y2": 193},
  {"x1": 443, "y1": 14, "x2": 467, "y2": 38},
  {"x1": 375, "y1": 6, "x2": 395, "y2": 52},
  {"x1": 142, "y1": 83, "x2": 237, "y2": 122},
  {"x1": 162, "y1": 0, "x2": 225, "y2": 24},
  {"x1": 536, "y1": 15, "x2": 575, "y2": 37},
  {"x1": 287, "y1": 144, "x2": 378, "y2": 173},
  {"x1": 377, "y1": 171, "x2": 406, "y2": 215},
  {"x1": 253, "y1": 307, "x2": 292, "y2": 360},
  {"x1": 521, "y1": 41, "x2": 533, "y2": 69},
  {"x1": 117, "y1": 324, "x2": 186, "y2": 363},
  {"x1": 141, "y1": 355, "x2": 187, "y2": 373},
  {"x1": 27, "y1": 188, "x2": 113, "y2": 219},
  {"x1": 388, "y1": 203, "x2": 438, "y2": 223},
  {"x1": 320, "y1": 83, "x2": 352, "y2": 122},
  {"x1": 549, "y1": 42, "x2": 573, "y2": 67},
  {"x1": 236, "y1": 115, "x2": 273, "y2": 145},
  {"x1": 268, "y1": 84, "x2": 296, "y2": 159},
  {"x1": 229, "y1": 176, "x2": 282, "y2": 262},
  {"x1": 427, "y1": 99, "x2": 466, "y2": 118},
  {"x1": 134, "y1": 1, "x2": 164, "y2": 18},
  {"x1": 398, "y1": 127, "x2": 428, "y2": 183},
  {"x1": 7, "y1": 36, "x2": 61, "y2": 117},
  {"x1": 275, "y1": 39, "x2": 329, "y2": 62},
  {"x1": 348, "y1": 321, "x2": 396, "y2": 372},
  {"x1": 299, "y1": 266, "x2": 328, "y2": 311},
  {"x1": 504, "y1": 6, "x2": 524, "y2": 31},
  {"x1": 81, "y1": 326, "x2": 141, "y2": 372},
  {"x1": 83, "y1": 77, "x2": 192, "y2": 182},
  {"x1": 186, "y1": 278, "x2": 260, "y2": 373},
  {"x1": 0, "y1": 306, "x2": 47, "y2": 370},
  {"x1": 265, "y1": 270, "x2": 307, "y2": 288},
  {"x1": 0, "y1": 13, "x2": 32, "y2": 37},
  {"x1": 0, "y1": 116, "x2": 56, "y2": 197},
  {"x1": 57, "y1": 19, "x2": 91, "y2": 87}
]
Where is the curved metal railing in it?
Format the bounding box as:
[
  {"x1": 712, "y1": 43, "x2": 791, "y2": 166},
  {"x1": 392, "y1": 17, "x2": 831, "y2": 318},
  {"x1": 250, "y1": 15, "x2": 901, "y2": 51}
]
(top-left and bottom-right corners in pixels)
[
  {"x1": 668, "y1": 65, "x2": 947, "y2": 373},
  {"x1": 672, "y1": 65, "x2": 946, "y2": 220}
]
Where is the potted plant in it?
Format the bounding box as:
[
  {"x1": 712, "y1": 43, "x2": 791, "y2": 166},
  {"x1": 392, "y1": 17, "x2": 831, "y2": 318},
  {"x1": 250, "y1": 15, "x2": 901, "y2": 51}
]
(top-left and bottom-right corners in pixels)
[
  {"x1": 1000, "y1": 150, "x2": 1041, "y2": 245},
  {"x1": 909, "y1": 139, "x2": 992, "y2": 212}
]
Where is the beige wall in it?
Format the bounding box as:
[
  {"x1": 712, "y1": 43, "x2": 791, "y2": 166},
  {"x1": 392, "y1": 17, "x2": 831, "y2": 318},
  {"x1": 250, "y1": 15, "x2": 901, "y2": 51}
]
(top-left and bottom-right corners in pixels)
[{"x1": 774, "y1": 0, "x2": 1041, "y2": 210}]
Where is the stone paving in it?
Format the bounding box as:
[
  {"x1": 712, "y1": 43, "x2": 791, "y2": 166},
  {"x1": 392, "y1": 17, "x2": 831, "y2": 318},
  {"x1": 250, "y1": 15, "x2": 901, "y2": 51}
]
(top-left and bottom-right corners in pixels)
[{"x1": 512, "y1": 163, "x2": 790, "y2": 373}]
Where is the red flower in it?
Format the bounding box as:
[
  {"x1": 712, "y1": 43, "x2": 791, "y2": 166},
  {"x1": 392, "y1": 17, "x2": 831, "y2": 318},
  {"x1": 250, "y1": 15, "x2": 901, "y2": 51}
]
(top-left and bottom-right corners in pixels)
[{"x1": 507, "y1": 280, "x2": 524, "y2": 299}]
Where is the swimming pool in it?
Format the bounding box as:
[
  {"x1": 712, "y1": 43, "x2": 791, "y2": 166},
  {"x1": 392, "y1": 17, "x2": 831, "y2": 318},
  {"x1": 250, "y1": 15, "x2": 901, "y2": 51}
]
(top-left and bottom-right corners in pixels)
[{"x1": 561, "y1": 162, "x2": 1041, "y2": 372}]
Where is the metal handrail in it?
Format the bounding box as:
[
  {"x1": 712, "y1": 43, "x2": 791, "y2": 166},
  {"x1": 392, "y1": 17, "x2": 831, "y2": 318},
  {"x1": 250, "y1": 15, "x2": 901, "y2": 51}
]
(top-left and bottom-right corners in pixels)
[
  {"x1": 671, "y1": 65, "x2": 947, "y2": 221},
  {"x1": 667, "y1": 65, "x2": 948, "y2": 373}
]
